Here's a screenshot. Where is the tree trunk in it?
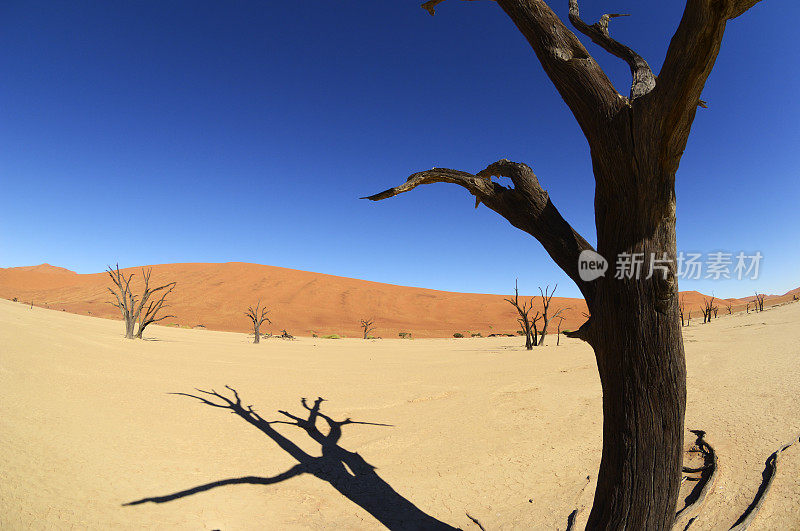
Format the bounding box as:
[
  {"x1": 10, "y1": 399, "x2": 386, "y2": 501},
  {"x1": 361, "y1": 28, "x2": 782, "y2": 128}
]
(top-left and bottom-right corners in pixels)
[
  {"x1": 125, "y1": 315, "x2": 135, "y2": 339},
  {"x1": 586, "y1": 146, "x2": 687, "y2": 527},
  {"x1": 587, "y1": 279, "x2": 686, "y2": 527},
  {"x1": 254, "y1": 326, "x2": 260, "y2": 344},
  {"x1": 589, "y1": 314, "x2": 686, "y2": 528}
]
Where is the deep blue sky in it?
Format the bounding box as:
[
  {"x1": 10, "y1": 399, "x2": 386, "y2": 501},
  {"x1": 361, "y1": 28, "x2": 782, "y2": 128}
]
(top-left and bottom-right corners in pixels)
[{"x1": 1, "y1": 1, "x2": 797, "y2": 298}]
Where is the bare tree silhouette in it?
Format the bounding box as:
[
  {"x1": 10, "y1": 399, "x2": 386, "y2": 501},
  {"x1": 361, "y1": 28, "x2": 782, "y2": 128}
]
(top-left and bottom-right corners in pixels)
[
  {"x1": 754, "y1": 292, "x2": 765, "y2": 312},
  {"x1": 679, "y1": 295, "x2": 687, "y2": 327},
  {"x1": 360, "y1": 318, "x2": 376, "y2": 339},
  {"x1": 107, "y1": 264, "x2": 176, "y2": 339},
  {"x1": 505, "y1": 279, "x2": 540, "y2": 350},
  {"x1": 556, "y1": 315, "x2": 566, "y2": 346},
  {"x1": 701, "y1": 296, "x2": 716, "y2": 324},
  {"x1": 246, "y1": 301, "x2": 271, "y2": 344},
  {"x1": 124, "y1": 386, "x2": 457, "y2": 530},
  {"x1": 536, "y1": 285, "x2": 566, "y2": 346}
]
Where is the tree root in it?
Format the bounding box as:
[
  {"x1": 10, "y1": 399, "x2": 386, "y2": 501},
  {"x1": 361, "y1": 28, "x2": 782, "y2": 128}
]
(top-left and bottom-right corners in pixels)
[
  {"x1": 565, "y1": 508, "x2": 580, "y2": 530},
  {"x1": 675, "y1": 429, "x2": 718, "y2": 530},
  {"x1": 729, "y1": 435, "x2": 800, "y2": 530}
]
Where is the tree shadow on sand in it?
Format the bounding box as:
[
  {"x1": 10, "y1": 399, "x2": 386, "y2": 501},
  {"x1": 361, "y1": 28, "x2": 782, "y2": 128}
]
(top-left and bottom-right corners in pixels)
[{"x1": 124, "y1": 386, "x2": 458, "y2": 530}]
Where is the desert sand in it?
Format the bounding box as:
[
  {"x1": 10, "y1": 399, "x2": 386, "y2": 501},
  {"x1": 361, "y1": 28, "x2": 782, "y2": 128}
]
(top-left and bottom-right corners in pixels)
[
  {"x1": 1, "y1": 263, "x2": 796, "y2": 340},
  {"x1": 1, "y1": 296, "x2": 798, "y2": 529}
]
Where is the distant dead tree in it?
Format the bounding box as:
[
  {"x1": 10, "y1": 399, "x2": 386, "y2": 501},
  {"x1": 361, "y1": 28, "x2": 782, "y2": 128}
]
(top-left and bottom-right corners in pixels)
[
  {"x1": 536, "y1": 284, "x2": 566, "y2": 346},
  {"x1": 246, "y1": 301, "x2": 271, "y2": 344},
  {"x1": 679, "y1": 296, "x2": 686, "y2": 327},
  {"x1": 107, "y1": 264, "x2": 176, "y2": 339},
  {"x1": 556, "y1": 315, "x2": 566, "y2": 346},
  {"x1": 746, "y1": 301, "x2": 751, "y2": 314},
  {"x1": 754, "y1": 292, "x2": 765, "y2": 312},
  {"x1": 360, "y1": 318, "x2": 376, "y2": 339},
  {"x1": 725, "y1": 302, "x2": 733, "y2": 315},
  {"x1": 504, "y1": 279, "x2": 540, "y2": 350},
  {"x1": 700, "y1": 296, "x2": 716, "y2": 324}
]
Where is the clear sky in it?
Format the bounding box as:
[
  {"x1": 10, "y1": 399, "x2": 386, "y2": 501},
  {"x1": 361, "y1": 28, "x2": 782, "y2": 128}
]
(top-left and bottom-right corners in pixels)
[{"x1": 1, "y1": 1, "x2": 798, "y2": 298}]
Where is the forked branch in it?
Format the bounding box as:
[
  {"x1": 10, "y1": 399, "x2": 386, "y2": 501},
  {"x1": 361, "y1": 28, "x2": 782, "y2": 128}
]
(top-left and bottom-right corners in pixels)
[
  {"x1": 567, "y1": 0, "x2": 655, "y2": 99},
  {"x1": 419, "y1": 0, "x2": 621, "y2": 136},
  {"x1": 134, "y1": 268, "x2": 177, "y2": 338},
  {"x1": 654, "y1": 0, "x2": 764, "y2": 170}
]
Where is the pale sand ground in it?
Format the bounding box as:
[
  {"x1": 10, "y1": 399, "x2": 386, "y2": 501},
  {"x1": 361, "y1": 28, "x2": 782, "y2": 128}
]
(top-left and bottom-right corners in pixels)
[{"x1": 1, "y1": 297, "x2": 798, "y2": 530}]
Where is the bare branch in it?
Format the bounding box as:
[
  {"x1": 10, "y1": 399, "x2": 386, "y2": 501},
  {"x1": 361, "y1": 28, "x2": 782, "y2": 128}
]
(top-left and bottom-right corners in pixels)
[
  {"x1": 728, "y1": 0, "x2": 764, "y2": 19},
  {"x1": 493, "y1": 0, "x2": 621, "y2": 136},
  {"x1": 365, "y1": 160, "x2": 596, "y2": 304},
  {"x1": 653, "y1": 0, "x2": 763, "y2": 171},
  {"x1": 535, "y1": 284, "x2": 563, "y2": 345},
  {"x1": 419, "y1": 0, "x2": 621, "y2": 137},
  {"x1": 567, "y1": 0, "x2": 655, "y2": 99},
  {"x1": 135, "y1": 276, "x2": 177, "y2": 338},
  {"x1": 107, "y1": 263, "x2": 139, "y2": 338}
]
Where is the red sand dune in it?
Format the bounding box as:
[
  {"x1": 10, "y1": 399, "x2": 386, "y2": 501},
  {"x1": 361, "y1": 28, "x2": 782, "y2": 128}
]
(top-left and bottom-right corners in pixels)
[{"x1": 0, "y1": 262, "x2": 794, "y2": 338}]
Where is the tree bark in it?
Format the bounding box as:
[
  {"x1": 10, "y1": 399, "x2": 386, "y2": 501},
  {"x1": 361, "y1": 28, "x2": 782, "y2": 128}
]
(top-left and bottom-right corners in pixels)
[
  {"x1": 125, "y1": 317, "x2": 135, "y2": 339},
  {"x1": 587, "y1": 180, "x2": 686, "y2": 527}
]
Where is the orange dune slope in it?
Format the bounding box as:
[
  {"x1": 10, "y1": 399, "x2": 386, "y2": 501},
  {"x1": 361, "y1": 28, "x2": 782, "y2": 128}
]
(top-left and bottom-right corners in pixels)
[{"x1": 0, "y1": 262, "x2": 793, "y2": 338}]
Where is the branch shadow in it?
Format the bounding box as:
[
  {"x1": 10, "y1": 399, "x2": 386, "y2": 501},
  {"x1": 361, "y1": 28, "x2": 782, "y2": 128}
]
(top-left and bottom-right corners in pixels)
[{"x1": 124, "y1": 386, "x2": 458, "y2": 530}]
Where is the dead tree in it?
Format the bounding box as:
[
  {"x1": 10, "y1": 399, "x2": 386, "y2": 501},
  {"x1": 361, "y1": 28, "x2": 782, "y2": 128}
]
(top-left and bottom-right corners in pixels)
[
  {"x1": 679, "y1": 295, "x2": 687, "y2": 327},
  {"x1": 726, "y1": 302, "x2": 733, "y2": 315},
  {"x1": 555, "y1": 315, "x2": 566, "y2": 346},
  {"x1": 107, "y1": 264, "x2": 176, "y2": 339},
  {"x1": 701, "y1": 296, "x2": 716, "y2": 324},
  {"x1": 246, "y1": 301, "x2": 271, "y2": 344},
  {"x1": 754, "y1": 292, "x2": 765, "y2": 312},
  {"x1": 504, "y1": 279, "x2": 540, "y2": 350},
  {"x1": 364, "y1": 1, "x2": 767, "y2": 525},
  {"x1": 360, "y1": 318, "x2": 376, "y2": 339},
  {"x1": 536, "y1": 284, "x2": 566, "y2": 346}
]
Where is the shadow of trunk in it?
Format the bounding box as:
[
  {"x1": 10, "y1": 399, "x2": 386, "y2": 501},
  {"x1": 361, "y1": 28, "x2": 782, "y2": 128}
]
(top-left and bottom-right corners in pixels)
[{"x1": 124, "y1": 386, "x2": 458, "y2": 530}]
